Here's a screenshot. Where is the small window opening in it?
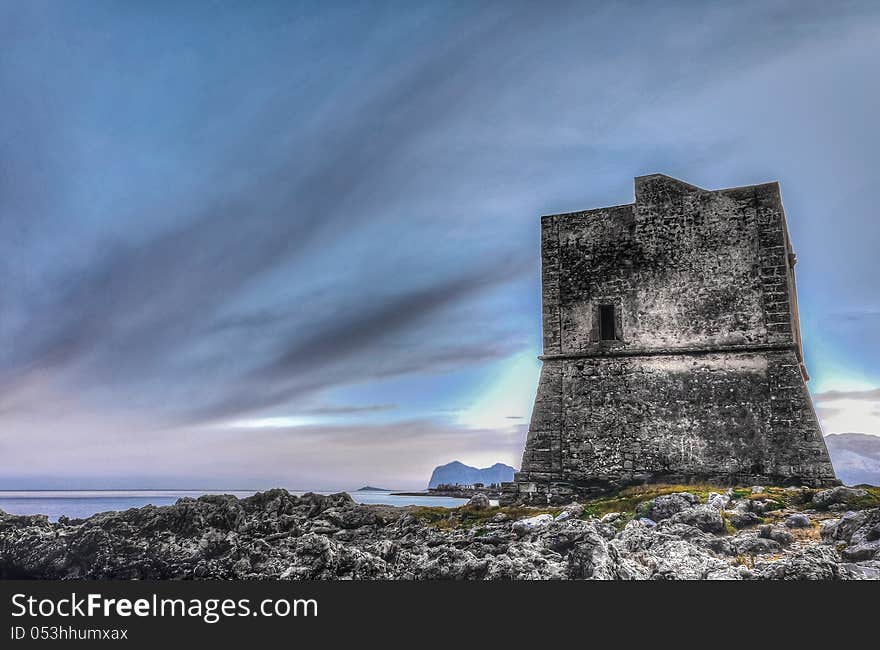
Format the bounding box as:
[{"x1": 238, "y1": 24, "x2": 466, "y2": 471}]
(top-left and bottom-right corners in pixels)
[{"x1": 599, "y1": 304, "x2": 617, "y2": 341}]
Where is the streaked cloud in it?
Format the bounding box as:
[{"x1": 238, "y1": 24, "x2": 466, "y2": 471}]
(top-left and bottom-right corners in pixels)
[{"x1": 0, "y1": 1, "x2": 878, "y2": 487}]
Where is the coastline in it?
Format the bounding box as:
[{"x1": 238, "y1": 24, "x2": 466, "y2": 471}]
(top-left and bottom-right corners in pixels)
[{"x1": 2, "y1": 485, "x2": 878, "y2": 580}]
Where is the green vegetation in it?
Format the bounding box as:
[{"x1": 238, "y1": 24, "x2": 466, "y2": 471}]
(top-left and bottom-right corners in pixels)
[
  {"x1": 810, "y1": 485, "x2": 880, "y2": 511},
  {"x1": 409, "y1": 483, "x2": 880, "y2": 531},
  {"x1": 721, "y1": 514, "x2": 737, "y2": 535}
]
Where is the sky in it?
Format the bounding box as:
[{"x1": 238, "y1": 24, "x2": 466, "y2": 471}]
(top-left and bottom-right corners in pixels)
[{"x1": 0, "y1": 1, "x2": 878, "y2": 490}]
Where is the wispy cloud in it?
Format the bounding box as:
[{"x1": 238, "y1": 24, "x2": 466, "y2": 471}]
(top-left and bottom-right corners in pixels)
[
  {"x1": 0, "y1": 1, "x2": 878, "y2": 486},
  {"x1": 815, "y1": 388, "x2": 880, "y2": 403}
]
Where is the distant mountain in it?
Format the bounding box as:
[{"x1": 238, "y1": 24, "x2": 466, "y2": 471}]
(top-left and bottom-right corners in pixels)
[
  {"x1": 427, "y1": 461, "x2": 516, "y2": 489},
  {"x1": 356, "y1": 486, "x2": 392, "y2": 492},
  {"x1": 825, "y1": 433, "x2": 880, "y2": 486}
]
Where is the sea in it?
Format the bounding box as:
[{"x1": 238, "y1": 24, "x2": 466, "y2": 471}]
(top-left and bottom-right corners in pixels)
[{"x1": 0, "y1": 489, "x2": 470, "y2": 522}]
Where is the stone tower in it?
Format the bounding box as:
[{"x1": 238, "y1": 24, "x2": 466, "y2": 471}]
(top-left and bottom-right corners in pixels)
[{"x1": 503, "y1": 174, "x2": 838, "y2": 504}]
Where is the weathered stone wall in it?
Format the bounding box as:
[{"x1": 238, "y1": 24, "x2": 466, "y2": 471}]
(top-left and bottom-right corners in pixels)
[{"x1": 505, "y1": 175, "x2": 837, "y2": 504}]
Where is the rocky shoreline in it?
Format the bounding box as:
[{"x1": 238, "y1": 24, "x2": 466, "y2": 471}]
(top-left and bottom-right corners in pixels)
[{"x1": 1, "y1": 485, "x2": 878, "y2": 580}]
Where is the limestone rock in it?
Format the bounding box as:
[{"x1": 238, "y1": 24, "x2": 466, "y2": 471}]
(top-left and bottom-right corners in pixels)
[
  {"x1": 728, "y1": 512, "x2": 762, "y2": 529},
  {"x1": 759, "y1": 525, "x2": 793, "y2": 546},
  {"x1": 512, "y1": 514, "x2": 554, "y2": 538},
  {"x1": 784, "y1": 513, "x2": 811, "y2": 528},
  {"x1": 668, "y1": 505, "x2": 725, "y2": 534},
  {"x1": 1, "y1": 489, "x2": 878, "y2": 581},
  {"x1": 734, "y1": 536, "x2": 781, "y2": 555},
  {"x1": 465, "y1": 493, "x2": 491, "y2": 510},
  {"x1": 813, "y1": 486, "x2": 867, "y2": 509},
  {"x1": 646, "y1": 493, "x2": 697, "y2": 522}
]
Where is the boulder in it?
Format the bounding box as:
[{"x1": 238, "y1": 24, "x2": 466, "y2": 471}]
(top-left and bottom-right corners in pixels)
[
  {"x1": 645, "y1": 493, "x2": 697, "y2": 521},
  {"x1": 728, "y1": 512, "x2": 762, "y2": 529},
  {"x1": 752, "y1": 545, "x2": 843, "y2": 580},
  {"x1": 512, "y1": 514, "x2": 554, "y2": 538},
  {"x1": 784, "y1": 513, "x2": 811, "y2": 529},
  {"x1": 812, "y1": 486, "x2": 867, "y2": 509},
  {"x1": 734, "y1": 536, "x2": 782, "y2": 555},
  {"x1": 668, "y1": 505, "x2": 725, "y2": 534},
  {"x1": 837, "y1": 509, "x2": 880, "y2": 562},
  {"x1": 841, "y1": 543, "x2": 880, "y2": 562},
  {"x1": 465, "y1": 493, "x2": 491, "y2": 510},
  {"x1": 821, "y1": 510, "x2": 867, "y2": 543},
  {"x1": 323, "y1": 506, "x2": 381, "y2": 530},
  {"x1": 758, "y1": 525, "x2": 793, "y2": 546}
]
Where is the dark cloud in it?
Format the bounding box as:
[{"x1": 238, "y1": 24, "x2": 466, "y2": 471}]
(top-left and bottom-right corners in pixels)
[
  {"x1": 0, "y1": 1, "x2": 878, "y2": 487},
  {"x1": 0, "y1": 3, "x2": 540, "y2": 424}
]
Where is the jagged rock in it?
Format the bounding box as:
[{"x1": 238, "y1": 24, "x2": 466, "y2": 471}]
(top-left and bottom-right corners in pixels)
[
  {"x1": 836, "y1": 509, "x2": 880, "y2": 562},
  {"x1": 821, "y1": 511, "x2": 866, "y2": 543},
  {"x1": 645, "y1": 493, "x2": 697, "y2": 521},
  {"x1": 734, "y1": 536, "x2": 782, "y2": 555},
  {"x1": 841, "y1": 543, "x2": 880, "y2": 562},
  {"x1": 566, "y1": 523, "x2": 616, "y2": 579},
  {"x1": 752, "y1": 546, "x2": 845, "y2": 580},
  {"x1": 668, "y1": 505, "x2": 725, "y2": 534},
  {"x1": 783, "y1": 487, "x2": 812, "y2": 505},
  {"x1": 543, "y1": 519, "x2": 595, "y2": 554},
  {"x1": 842, "y1": 561, "x2": 880, "y2": 580},
  {"x1": 323, "y1": 506, "x2": 381, "y2": 529},
  {"x1": 728, "y1": 512, "x2": 762, "y2": 529},
  {"x1": 465, "y1": 493, "x2": 491, "y2": 510},
  {"x1": 512, "y1": 514, "x2": 554, "y2": 538},
  {"x1": 759, "y1": 525, "x2": 794, "y2": 545},
  {"x1": 784, "y1": 513, "x2": 811, "y2": 528},
  {"x1": 706, "y1": 492, "x2": 730, "y2": 510},
  {"x1": 1, "y1": 490, "x2": 878, "y2": 581},
  {"x1": 813, "y1": 486, "x2": 867, "y2": 509},
  {"x1": 600, "y1": 512, "x2": 623, "y2": 524},
  {"x1": 745, "y1": 499, "x2": 776, "y2": 515}
]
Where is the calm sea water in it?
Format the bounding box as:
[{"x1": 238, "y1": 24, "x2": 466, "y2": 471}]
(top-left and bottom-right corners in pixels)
[{"x1": 0, "y1": 490, "x2": 468, "y2": 522}]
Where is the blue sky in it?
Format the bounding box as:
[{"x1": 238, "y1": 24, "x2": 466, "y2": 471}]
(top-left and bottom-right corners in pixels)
[{"x1": 0, "y1": 1, "x2": 878, "y2": 490}]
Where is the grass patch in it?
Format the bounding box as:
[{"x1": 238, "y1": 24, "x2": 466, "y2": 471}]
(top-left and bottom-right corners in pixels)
[
  {"x1": 721, "y1": 514, "x2": 737, "y2": 536},
  {"x1": 790, "y1": 525, "x2": 822, "y2": 543},
  {"x1": 842, "y1": 486, "x2": 880, "y2": 510},
  {"x1": 802, "y1": 485, "x2": 880, "y2": 511},
  {"x1": 748, "y1": 494, "x2": 785, "y2": 511},
  {"x1": 580, "y1": 483, "x2": 727, "y2": 520},
  {"x1": 410, "y1": 484, "x2": 880, "y2": 532}
]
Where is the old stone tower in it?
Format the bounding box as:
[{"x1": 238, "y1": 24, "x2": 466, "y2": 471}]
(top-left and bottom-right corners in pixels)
[{"x1": 503, "y1": 174, "x2": 837, "y2": 504}]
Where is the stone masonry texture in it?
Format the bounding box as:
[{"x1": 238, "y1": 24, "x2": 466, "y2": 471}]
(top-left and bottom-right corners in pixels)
[{"x1": 503, "y1": 174, "x2": 838, "y2": 504}]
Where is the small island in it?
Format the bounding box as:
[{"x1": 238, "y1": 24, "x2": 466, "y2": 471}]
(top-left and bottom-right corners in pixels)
[{"x1": 356, "y1": 486, "x2": 393, "y2": 492}]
